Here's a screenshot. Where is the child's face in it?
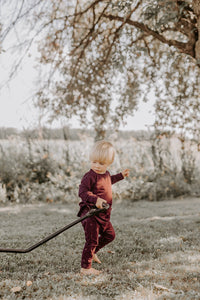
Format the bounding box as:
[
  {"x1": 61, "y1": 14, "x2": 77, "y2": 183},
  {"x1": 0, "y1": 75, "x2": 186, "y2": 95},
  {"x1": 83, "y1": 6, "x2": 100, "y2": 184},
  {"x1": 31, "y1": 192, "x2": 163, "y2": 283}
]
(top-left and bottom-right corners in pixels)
[{"x1": 91, "y1": 161, "x2": 110, "y2": 174}]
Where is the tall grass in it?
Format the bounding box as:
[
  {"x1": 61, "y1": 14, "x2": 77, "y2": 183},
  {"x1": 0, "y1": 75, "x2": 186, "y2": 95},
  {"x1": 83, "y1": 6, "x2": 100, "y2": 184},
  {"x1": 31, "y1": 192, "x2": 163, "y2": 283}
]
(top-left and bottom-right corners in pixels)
[{"x1": 0, "y1": 135, "x2": 199, "y2": 203}]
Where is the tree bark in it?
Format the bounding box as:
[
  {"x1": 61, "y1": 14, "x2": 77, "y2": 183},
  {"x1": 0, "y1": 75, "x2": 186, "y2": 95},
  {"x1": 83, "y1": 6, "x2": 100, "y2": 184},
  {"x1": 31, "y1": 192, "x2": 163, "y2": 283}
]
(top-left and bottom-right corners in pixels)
[{"x1": 193, "y1": 0, "x2": 200, "y2": 61}]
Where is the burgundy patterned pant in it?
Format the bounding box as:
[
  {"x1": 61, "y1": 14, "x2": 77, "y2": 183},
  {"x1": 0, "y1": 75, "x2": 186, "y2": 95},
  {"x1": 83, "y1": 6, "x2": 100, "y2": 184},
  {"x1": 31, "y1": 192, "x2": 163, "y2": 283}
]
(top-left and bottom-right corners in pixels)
[{"x1": 81, "y1": 216, "x2": 115, "y2": 269}]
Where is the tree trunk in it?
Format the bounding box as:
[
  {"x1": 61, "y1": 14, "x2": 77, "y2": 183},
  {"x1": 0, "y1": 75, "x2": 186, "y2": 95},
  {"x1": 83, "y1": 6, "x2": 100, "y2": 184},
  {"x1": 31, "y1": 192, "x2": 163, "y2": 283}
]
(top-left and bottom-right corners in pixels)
[
  {"x1": 94, "y1": 127, "x2": 106, "y2": 141},
  {"x1": 193, "y1": 0, "x2": 200, "y2": 61}
]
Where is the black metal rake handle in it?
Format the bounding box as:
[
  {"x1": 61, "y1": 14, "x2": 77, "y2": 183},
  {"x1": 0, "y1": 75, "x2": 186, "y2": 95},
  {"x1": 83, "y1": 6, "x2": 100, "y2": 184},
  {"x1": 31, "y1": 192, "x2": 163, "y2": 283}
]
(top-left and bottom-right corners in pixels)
[{"x1": 0, "y1": 203, "x2": 110, "y2": 254}]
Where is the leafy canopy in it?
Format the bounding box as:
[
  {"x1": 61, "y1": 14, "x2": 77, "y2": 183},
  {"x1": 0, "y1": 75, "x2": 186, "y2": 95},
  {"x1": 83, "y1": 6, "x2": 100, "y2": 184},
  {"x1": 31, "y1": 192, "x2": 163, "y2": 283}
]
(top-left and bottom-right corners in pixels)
[{"x1": 0, "y1": 0, "x2": 200, "y2": 138}]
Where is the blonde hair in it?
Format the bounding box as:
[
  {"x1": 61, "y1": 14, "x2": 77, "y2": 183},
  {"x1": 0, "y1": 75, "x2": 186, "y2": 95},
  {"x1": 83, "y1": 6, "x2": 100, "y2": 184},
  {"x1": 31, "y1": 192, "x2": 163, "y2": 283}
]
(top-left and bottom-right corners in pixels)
[{"x1": 89, "y1": 140, "x2": 115, "y2": 165}]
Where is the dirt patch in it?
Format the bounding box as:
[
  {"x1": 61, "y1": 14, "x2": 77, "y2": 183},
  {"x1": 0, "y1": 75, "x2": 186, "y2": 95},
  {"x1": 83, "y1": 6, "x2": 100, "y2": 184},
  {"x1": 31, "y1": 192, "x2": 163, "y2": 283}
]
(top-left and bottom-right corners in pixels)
[{"x1": 0, "y1": 197, "x2": 200, "y2": 299}]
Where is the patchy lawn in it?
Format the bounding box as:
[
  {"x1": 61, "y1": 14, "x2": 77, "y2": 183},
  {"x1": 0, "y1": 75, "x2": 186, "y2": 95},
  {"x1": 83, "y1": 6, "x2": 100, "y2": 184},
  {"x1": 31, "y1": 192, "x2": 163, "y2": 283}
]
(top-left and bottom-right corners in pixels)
[{"x1": 0, "y1": 197, "x2": 200, "y2": 299}]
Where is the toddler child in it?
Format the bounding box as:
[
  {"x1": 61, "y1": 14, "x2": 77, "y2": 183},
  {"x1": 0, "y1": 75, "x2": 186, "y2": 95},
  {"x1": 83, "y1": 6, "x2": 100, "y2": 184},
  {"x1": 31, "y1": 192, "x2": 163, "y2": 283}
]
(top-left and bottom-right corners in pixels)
[{"x1": 77, "y1": 140, "x2": 129, "y2": 275}]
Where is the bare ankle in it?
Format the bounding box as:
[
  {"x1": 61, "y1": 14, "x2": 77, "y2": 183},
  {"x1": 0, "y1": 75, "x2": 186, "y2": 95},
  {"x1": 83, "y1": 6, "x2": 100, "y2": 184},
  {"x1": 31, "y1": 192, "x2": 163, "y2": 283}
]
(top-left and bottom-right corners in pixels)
[{"x1": 93, "y1": 253, "x2": 101, "y2": 264}]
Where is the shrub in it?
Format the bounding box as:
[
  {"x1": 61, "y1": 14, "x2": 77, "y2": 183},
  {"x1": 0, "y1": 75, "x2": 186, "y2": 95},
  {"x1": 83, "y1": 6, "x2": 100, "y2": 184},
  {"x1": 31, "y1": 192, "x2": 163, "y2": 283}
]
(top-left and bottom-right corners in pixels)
[
  {"x1": 0, "y1": 144, "x2": 29, "y2": 200},
  {"x1": 0, "y1": 141, "x2": 57, "y2": 201},
  {"x1": 0, "y1": 135, "x2": 199, "y2": 203}
]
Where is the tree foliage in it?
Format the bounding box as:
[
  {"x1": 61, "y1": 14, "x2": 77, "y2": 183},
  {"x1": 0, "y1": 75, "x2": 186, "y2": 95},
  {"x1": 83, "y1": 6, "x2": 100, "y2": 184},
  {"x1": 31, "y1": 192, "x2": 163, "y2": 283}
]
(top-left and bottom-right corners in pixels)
[{"x1": 0, "y1": 0, "x2": 200, "y2": 138}]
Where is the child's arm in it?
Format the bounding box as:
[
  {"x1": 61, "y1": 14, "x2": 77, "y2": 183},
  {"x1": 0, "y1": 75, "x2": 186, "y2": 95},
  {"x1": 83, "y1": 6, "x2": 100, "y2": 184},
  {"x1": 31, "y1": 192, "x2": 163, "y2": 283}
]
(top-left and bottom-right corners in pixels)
[
  {"x1": 110, "y1": 169, "x2": 130, "y2": 184},
  {"x1": 79, "y1": 172, "x2": 98, "y2": 205},
  {"x1": 122, "y1": 169, "x2": 130, "y2": 178}
]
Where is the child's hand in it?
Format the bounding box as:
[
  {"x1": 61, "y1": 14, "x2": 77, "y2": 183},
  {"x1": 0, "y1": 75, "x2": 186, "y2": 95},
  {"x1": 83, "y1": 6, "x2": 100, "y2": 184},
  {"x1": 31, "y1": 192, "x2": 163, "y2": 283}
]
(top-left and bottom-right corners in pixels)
[
  {"x1": 122, "y1": 169, "x2": 130, "y2": 178},
  {"x1": 96, "y1": 197, "x2": 107, "y2": 209}
]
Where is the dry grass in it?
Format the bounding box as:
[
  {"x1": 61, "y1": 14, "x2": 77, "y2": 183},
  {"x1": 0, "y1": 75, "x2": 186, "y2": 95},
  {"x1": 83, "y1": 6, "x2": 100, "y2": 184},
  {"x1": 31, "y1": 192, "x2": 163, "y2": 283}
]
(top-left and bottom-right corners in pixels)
[
  {"x1": 0, "y1": 137, "x2": 200, "y2": 204},
  {"x1": 0, "y1": 197, "x2": 200, "y2": 299}
]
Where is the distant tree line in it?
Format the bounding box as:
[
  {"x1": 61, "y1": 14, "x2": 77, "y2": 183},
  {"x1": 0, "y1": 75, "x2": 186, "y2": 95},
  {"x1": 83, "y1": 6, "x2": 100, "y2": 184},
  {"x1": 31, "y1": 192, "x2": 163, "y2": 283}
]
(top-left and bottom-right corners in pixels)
[
  {"x1": 0, "y1": 126, "x2": 89, "y2": 140},
  {"x1": 0, "y1": 126, "x2": 154, "y2": 141}
]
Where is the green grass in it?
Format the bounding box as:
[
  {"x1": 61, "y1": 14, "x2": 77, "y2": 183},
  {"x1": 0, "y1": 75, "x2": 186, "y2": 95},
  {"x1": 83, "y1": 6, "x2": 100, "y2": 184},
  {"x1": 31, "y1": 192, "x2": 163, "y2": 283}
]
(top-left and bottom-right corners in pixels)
[{"x1": 0, "y1": 198, "x2": 200, "y2": 299}]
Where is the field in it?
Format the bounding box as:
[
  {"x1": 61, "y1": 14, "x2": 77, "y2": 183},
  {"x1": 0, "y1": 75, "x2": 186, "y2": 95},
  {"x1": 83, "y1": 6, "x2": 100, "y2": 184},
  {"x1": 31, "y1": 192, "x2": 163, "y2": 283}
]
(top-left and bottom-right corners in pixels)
[
  {"x1": 0, "y1": 197, "x2": 200, "y2": 300},
  {"x1": 0, "y1": 137, "x2": 200, "y2": 203}
]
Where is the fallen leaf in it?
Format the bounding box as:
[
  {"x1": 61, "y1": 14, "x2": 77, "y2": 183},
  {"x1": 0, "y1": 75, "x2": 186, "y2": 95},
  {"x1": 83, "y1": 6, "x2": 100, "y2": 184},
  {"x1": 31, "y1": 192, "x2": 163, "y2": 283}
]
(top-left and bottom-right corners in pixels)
[
  {"x1": 154, "y1": 283, "x2": 170, "y2": 292},
  {"x1": 26, "y1": 281, "x2": 33, "y2": 287},
  {"x1": 44, "y1": 272, "x2": 50, "y2": 276},
  {"x1": 180, "y1": 236, "x2": 187, "y2": 242},
  {"x1": 11, "y1": 286, "x2": 21, "y2": 293}
]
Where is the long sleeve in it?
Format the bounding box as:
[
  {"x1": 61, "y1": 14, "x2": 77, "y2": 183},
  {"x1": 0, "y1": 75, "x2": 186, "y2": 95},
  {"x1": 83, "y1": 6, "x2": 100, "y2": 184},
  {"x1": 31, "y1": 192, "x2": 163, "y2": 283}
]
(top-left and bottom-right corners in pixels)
[
  {"x1": 111, "y1": 172, "x2": 124, "y2": 184},
  {"x1": 79, "y1": 172, "x2": 98, "y2": 205},
  {"x1": 78, "y1": 169, "x2": 123, "y2": 219}
]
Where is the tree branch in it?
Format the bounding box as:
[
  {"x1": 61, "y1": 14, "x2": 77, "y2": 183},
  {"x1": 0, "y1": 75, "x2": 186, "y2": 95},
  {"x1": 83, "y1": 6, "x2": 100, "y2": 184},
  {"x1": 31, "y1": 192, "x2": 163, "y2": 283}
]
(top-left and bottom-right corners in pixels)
[{"x1": 103, "y1": 14, "x2": 195, "y2": 57}]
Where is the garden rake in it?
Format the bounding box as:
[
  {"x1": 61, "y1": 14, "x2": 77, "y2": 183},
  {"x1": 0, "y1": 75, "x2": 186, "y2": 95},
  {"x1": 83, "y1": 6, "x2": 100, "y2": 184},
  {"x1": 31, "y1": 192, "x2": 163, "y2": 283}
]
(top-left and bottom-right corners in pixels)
[{"x1": 0, "y1": 203, "x2": 109, "y2": 253}]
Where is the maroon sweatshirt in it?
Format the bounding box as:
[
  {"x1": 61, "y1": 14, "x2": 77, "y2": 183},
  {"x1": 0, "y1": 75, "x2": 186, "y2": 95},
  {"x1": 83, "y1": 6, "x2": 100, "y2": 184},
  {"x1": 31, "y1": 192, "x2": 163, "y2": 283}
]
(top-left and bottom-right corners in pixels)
[{"x1": 78, "y1": 169, "x2": 124, "y2": 223}]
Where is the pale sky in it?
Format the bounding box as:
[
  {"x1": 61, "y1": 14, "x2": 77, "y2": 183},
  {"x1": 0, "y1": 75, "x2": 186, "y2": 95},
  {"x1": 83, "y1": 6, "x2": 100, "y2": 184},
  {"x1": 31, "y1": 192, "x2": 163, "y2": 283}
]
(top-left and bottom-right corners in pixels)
[
  {"x1": 0, "y1": 6, "x2": 155, "y2": 132},
  {"x1": 0, "y1": 49, "x2": 155, "y2": 131}
]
